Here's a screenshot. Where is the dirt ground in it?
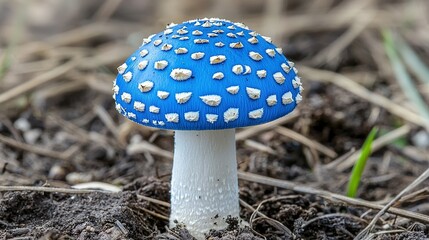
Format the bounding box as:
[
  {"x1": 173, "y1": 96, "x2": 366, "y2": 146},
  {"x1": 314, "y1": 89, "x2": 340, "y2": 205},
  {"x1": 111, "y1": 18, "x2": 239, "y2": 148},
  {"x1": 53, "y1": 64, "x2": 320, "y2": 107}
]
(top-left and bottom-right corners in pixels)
[{"x1": 1, "y1": 0, "x2": 429, "y2": 239}]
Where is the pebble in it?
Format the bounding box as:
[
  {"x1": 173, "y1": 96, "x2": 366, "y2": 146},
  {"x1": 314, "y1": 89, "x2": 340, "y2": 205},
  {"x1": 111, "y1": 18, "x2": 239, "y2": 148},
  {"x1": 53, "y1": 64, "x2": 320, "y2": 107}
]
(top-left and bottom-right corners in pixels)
[
  {"x1": 66, "y1": 172, "x2": 93, "y2": 184},
  {"x1": 23, "y1": 129, "x2": 42, "y2": 144},
  {"x1": 13, "y1": 118, "x2": 31, "y2": 131},
  {"x1": 412, "y1": 130, "x2": 429, "y2": 149},
  {"x1": 48, "y1": 165, "x2": 67, "y2": 180}
]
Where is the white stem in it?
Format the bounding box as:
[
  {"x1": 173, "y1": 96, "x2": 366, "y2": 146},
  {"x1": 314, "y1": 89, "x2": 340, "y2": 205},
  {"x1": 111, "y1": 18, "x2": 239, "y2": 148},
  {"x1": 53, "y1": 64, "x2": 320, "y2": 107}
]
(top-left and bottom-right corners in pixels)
[{"x1": 170, "y1": 129, "x2": 239, "y2": 239}]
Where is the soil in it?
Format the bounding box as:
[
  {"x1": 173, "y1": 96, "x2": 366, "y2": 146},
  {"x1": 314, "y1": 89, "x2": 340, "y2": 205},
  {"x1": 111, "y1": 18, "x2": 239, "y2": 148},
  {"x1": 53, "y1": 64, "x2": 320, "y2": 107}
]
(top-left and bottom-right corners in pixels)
[{"x1": 1, "y1": 0, "x2": 429, "y2": 239}]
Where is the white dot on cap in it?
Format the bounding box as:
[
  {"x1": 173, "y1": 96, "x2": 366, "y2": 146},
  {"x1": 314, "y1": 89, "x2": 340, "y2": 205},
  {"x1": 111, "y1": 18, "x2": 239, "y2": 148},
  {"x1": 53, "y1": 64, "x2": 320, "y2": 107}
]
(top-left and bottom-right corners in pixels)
[
  {"x1": 165, "y1": 113, "x2": 179, "y2": 123},
  {"x1": 224, "y1": 108, "x2": 239, "y2": 123},
  {"x1": 121, "y1": 92, "x2": 131, "y2": 103},
  {"x1": 273, "y1": 72, "x2": 286, "y2": 84},
  {"x1": 281, "y1": 92, "x2": 293, "y2": 105},
  {"x1": 175, "y1": 92, "x2": 192, "y2": 104},
  {"x1": 200, "y1": 95, "x2": 222, "y2": 106},
  {"x1": 185, "y1": 112, "x2": 200, "y2": 121},
  {"x1": 170, "y1": 68, "x2": 193, "y2": 81},
  {"x1": 249, "y1": 108, "x2": 264, "y2": 119},
  {"x1": 154, "y1": 60, "x2": 168, "y2": 70}
]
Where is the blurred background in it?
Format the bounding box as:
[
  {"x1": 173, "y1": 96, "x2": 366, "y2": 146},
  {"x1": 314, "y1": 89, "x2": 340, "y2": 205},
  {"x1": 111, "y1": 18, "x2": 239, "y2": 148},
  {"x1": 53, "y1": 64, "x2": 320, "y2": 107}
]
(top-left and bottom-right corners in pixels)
[{"x1": 0, "y1": 0, "x2": 429, "y2": 238}]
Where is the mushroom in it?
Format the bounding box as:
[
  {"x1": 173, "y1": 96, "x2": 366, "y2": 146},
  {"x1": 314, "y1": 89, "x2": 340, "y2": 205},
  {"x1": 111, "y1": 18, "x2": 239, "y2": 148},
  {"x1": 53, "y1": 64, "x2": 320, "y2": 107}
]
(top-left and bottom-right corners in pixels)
[{"x1": 113, "y1": 18, "x2": 302, "y2": 239}]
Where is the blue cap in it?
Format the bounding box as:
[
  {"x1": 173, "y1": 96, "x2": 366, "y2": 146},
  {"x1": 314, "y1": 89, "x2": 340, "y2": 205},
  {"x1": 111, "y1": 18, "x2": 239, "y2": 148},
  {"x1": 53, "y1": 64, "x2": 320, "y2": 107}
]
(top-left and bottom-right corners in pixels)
[{"x1": 113, "y1": 18, "x2": 302, "y2": 130}]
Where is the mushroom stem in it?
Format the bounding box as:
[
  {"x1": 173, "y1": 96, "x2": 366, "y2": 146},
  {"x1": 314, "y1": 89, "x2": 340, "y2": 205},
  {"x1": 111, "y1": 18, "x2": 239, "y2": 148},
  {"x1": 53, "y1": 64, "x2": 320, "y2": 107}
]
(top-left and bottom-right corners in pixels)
[{"x1": 170, "y1": 129, "x2": 239, "y2": 238}]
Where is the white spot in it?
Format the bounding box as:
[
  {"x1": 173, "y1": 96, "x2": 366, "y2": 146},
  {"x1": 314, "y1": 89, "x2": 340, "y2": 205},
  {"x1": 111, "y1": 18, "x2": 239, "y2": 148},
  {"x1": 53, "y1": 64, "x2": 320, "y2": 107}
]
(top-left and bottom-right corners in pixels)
[
  {"x1": 194, "y1": 39, "x2": 209, "y2": 44},
  {"x1": 213, "y1": 22, "x2": 223, "y2": 27},
  {"x1": 192, "y1": 30, "x2": 203, "y2": 36},
  {"x1": 276, "y1": 48, "x2": 283, "y2": 54},
  {"x1": 157, "y1": 91, "x2": 170, "y2": 99},
  {"x1": 262, "y1": 36, "x2": 272, "y2": 43},
  {"x1": 161, "y1": 44, "x2": 172, "y2": 51},
  {"x1": 170, "y1": 68, "x2": 193, "y2": 81},
  {"x1": 127, "y1": 112, "x2": 136, "y2": 119},
  {"x1": 121, "y1": 92, "x2": 131, "y2": 103},
  {"x1": 249, "y1": 108, "x2": 264, "y2": 119},
  {"x1": 266, "y1": 95, "x2": 277, "y2": 106},
  {"x1": 172, "y1": 35, "x2": 180, "y2": 39},
  {"x1": 200, "y1": 95, "x2": 222, "y2": 106},
  {"x1": 202, "y1": 21, "x2": 212, "y2": 28},
  {"x1": 227, "y1": 33, "x2": 236, "y2": 38},
  {"x1": 208, "y1": 33, "x2": 218, "y2": 37},
  {"x1": 154, "y1": 60, "x2": 168, "y2": 70},
  {"x1": 288, "y1": 61, "x2": 295, "y2": 67},
  {"x1": 131, "y1": 56, "x2": 136, "y2": 61},
  {"x1": 138, "y1": 81, "x2": 154, "y2": 92},
  {"x1": 210, "y1": 55, "x2": 226, "y2": 64},
  {"x1": 232, "y1": 65, "x2": 243, "y2": 75},
  {"x1": 142, "y1": 38, "x2": 151, "y2": 45},
  {"x1": 194, "y1": 21, "x2": 201, "y2": 26},
  {"x1": 140, "y1": 49, "x2": 149, "y2": 57},
  {"x1": 133, "y1": 101, "x2": 145, "y2": 112},
  {"x1": 229, "y1": 42, "x2": 244, "y2": 49},
  {"x1": 296, "y1": 94, "x2": 303, "y2": 103},
  {"x1": 244, "y1": 65, "x2": 251, "y2": 75},
  {"x1": 234, "y1": 22, "x2": 249, "y2": 29},
  {"x1": 149, "y1": 106, "x2": 160, "y2": 113},
  {"x1": 190, "y1": 52, "x2": 204, "y2": 60},
  {"x1": 292, "y1": 76, "x2": 302, "y2": 88},
  {"x1": 248, "y1": 37, "x2": 258, "y2": 44},
  {"x1": 206, "y1": 114, "x2": 218, "y2": 123},
  {"x1": 224, "y1": 108, "x2": 239, "y2": 123},
  {"x1": 166, "y1": 22, "x2": 177, "y2": 28},
  {"x1": 123, "y1": 72, "x2": 132, "y2": 82},
  {"x1": 165, "y1": 113, "x2": 179, "y2": 123},
  {"x1": 293, "y1": 67, "x2": 299, "y2": 74},
  {"x1": 174, "y1": 48, "x2": 188, "y2": 54},
  {"x1": 115, "y1": 103, "x2": 123, "y2": 112},
  {"x1": 227, "y1": 25, "x2": 236, "y2": 30},
  {"x1": 213, "y1": 30, "x2": 224, "y2": 34},
  {"x1": 236, "y1": 31, "x2": 244, "y2": 36},
  {"x1": 117, "y1": 63, "x2": 127, "y2": 74},
  {"x1": 158, "y1": 121, "x2": 165, "y2": 126},
  {"x1": 185, "y1": 112, "x2": 199, "y2": 121},
  {"x1": 214, "y1": 42, "x2": 225, "y2": 47},
  {"x1": 299, "y1": 86, "x2": 304, "y2": 93},
  {"x1": 246, "y1": 87, "x2": 261, "y2": 99},
  {"x1": 112, "y1": 85, "x2": 119, "y2": 94},
  {"x1": 256, "y1": 70, "x2": 267, "y2": 78},
  {"x1": 226, "y1": 86, "x2": 239, "y2": 94},
  {"x1": 138, "y1": 60, "x2": 148, "y2": 70},
  {"x1": 153, "y1": 39, "x2": 162, "y2": 46},
  {"x1": 175, "y1": 92, "x2": 192, "y2": 104},
  {"x1": 273, "y1": 72, "x2": 286, "y2": 84},
  {"x1": 179, "y1": 36, "x2": 189, "y2": 41},
  {"x1": 142, "y1": 119, "x2": 149, "y2": 123},
  {"x1": 249, "y1": 51, "x2": 263, "y2": 61},
  {"x1": 177, "y1": 28, "x2": 188, "y2": 35},
  {"x1": 266, "y1": 49, "x2": 276, "y2": 57},
  {"x1": 249, "y1": 31, "x2": 258, "y2": 37},
  {"x1": 282, "y1": 92, "x2": 293, "y2": 104},
  {"x1": 212, "y1": 72, "x2": 224, "y2": 80},
  {"x1": 281, "y1": 63, "x2": 291, "y2": 73},
  {"x1": 164, "y1": 29, "x2": 173, "y2": 35},
  {"x1": 152, "y1": 120, "x2": 157, "y2": 125}
]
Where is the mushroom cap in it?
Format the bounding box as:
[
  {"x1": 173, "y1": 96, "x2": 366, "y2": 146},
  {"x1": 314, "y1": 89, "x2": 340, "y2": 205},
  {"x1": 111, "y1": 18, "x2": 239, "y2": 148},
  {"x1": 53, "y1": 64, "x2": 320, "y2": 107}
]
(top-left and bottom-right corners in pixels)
[{"x1": 114, "y1": 18, "x2": 302, "y2": 130}]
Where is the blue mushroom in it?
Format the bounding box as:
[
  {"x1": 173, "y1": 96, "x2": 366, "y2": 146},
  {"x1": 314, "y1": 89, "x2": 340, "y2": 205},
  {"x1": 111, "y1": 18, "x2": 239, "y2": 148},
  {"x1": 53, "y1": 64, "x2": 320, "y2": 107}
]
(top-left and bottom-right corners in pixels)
[{"x1": 113, "y1": 18, "x2": 302, "y2": 238}]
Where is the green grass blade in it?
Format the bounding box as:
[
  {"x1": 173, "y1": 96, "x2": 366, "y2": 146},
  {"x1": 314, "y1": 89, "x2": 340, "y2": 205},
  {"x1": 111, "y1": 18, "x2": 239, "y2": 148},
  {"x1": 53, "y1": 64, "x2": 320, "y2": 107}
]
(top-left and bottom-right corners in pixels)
[
  {"x1": 346, "y1": 127, "x2": 379, "y2": 198},
  {"x1": 394, "y1": 34, "x2": 429, "y2": 84},
  {"x1": 382, "y1": 29, "x2": 429, "y2": 121}
]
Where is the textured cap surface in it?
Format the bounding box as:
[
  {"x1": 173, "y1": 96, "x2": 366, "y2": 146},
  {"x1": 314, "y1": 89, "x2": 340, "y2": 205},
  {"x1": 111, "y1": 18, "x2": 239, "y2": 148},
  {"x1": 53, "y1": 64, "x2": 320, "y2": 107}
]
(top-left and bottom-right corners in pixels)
[{"x1": 113, "y1": 18, "x2": 302, "y2": 130}]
